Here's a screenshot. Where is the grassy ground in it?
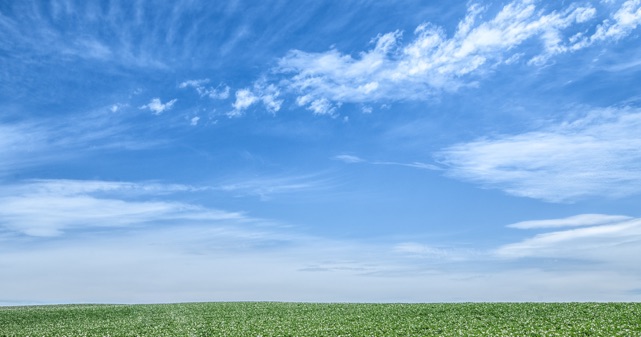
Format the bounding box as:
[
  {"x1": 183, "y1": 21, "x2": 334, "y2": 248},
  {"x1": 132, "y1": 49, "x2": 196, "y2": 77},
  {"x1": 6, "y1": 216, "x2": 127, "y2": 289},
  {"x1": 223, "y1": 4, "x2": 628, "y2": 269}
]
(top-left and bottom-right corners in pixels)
[{"x1": 1, "y1": 302, "x2": 640, "y2": 336}]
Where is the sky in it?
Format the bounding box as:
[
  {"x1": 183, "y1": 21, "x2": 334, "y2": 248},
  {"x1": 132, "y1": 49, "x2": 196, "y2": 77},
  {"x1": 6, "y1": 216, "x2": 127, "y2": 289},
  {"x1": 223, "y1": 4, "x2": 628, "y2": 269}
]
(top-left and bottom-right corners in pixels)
[{"x1": 1, "y1": 0, "x2": 641, "y2": 305}]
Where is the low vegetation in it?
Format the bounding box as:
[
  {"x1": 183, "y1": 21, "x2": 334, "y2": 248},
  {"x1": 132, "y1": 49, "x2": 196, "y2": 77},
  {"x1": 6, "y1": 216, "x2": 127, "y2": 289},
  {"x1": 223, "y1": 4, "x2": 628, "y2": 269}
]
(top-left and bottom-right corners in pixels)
[{"x1": 1, "y1": 302, "x2": 640, "y2": 336}]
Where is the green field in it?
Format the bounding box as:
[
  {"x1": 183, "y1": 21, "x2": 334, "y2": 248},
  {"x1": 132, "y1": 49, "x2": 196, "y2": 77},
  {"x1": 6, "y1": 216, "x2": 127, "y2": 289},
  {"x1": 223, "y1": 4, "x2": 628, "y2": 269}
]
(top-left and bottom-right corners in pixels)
[{"x1": 1, "y1": 302, "x2": 640, "y2": 336}]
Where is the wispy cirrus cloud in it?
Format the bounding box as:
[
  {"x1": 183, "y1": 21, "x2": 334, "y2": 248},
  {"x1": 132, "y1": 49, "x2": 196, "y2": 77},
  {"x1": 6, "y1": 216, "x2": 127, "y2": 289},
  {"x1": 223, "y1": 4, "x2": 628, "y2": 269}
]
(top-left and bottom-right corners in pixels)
[
  {"x1": 393, "y1": 242, "x2": 471, "y2": 261},
  {"x1": 507, "y1": 214, "x2": 633, "y2": 229},
  {"x1": 437, "y1": 107, "x2": 641, "y2": 202},
  {"x1": 0, "y1": 179, "x2": 243, "y2": 237},
  {"x1": 496, "y1": 215, "x2": 641, "y2": 267},
  {"x1": 334, "y1": 154, "x2": 440, "y2": 171},
  {"x1": 0, "y1": 1, "x2": 238, "y2": 69},
  {"x1": 272, "y1": 0, "x2": 639, "y2": 115},
  {"x1": 218, "y1": 174, "x2": 332, "y2": 200},
  {"x1": 0, "y1": 122, "x2": 50, "y2": 176},
  {"x1": 12, "y1": 179, "x2": 207, "y2": 197},
  {"x1": 0, "y1": 106, "x2": 159, "y2": 177},
  {"x1": 334, "y1": 155, "x2": 365, "y2": 164}
]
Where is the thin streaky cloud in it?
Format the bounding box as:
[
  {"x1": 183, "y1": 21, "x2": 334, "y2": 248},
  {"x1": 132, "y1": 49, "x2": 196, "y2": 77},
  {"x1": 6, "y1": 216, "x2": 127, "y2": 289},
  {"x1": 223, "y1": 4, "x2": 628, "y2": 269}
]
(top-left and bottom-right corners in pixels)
[
  {"x1": 0, "y1": 106, "x2": 158, "y2": 177},
  {"x1": 508, "y1": 214, "x2": 633, "y2": 229},
  {"x1": 334, "y1": 155, "x2": 365, "y2": 163},
  {"x1": 0, "y1": 2, "x2": 168, "y2": 68},
  {"x1": 334, "y1": 155, "x2": 440, "y2": 171},
  {"x1": 393, "y1": 242, "x2": 466, "y2": 261},
  {"x1": 0, "y1": 179, "x2": 243, "y2": 237},
  {"x1": 3, "y1": 179, "x2": 208, "y2": 197},
  {"x1": 0, "y1": 122, "x2": 49, "y2": 175},
  {"x1": 437, "y1": 107, "x2": 641, "y2": 202},
  {"x1": 218, "y1": 174, "x2": 332, "y2": 200},
  {"x1": 496, "y1": 217, "x2": 641, "y2": 265},
  {"x1": 371, "y1": 161, "x2": 441, "y2": 171}
]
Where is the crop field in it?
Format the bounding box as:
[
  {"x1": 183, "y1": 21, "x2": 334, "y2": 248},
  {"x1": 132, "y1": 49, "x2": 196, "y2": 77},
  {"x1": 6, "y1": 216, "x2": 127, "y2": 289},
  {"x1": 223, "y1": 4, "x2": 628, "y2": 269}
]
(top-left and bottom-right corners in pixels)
[{"x1": 1, "y1": 302, "x2": 640, "y2": 336}]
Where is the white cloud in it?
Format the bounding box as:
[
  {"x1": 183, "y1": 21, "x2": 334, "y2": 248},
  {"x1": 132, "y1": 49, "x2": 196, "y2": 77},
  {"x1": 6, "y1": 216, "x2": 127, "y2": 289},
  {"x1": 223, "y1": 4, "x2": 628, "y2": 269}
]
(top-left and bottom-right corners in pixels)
[
  {"x1": 256, "y1": 84, "x2": 283, "y2": 113},
  {"x1": 190, "y1": 116, "x2": 200, "y2": 126},
  {"x1": 0, "y1": 123, "x2": 49, "y2": 176},
  {"x1": 179, "y1": 79, "x2": 210, "y2": 89},
  {"x1": 0, "y1": 196, "x2": 187, "y2": 237},
  {"x1": 218, "y1": 174, "x2": 330, "y2": 201},
  {"x1": 437, "y1": 108, "x2": 641, "y2": 202},
  {"x1": 591, "y1": 0, "x2": 641, "y2": 42},
  {"x1": 229, "y1": 82, "x2": 283, "y2": 117},
  {"x1": 139, "y1": 98, "x2": 177, "y2": 115},
  {"x1": 0, "y1": 180, "x2": 240, "y2": 237},
  {"x1": 373, "y1": 161, "x2": 441, "y2": 171},
  {"x1": 496, "y1": 216, "x2": 641, "y2": 266},
  {"x1": 307, "y1": 98, "x2": 336, "y2": 116},
  {"x1": 0, "y1": 2, "x2": 217, "y2": 69},
  {"x1": 393, "y1": 242, "x2": 452, "y2": 259},
  {"x1": 274, "y1": 1, "x2": 641, "y2": 114},
  {"x1": 334, "y1": 155, "x2": 365, "y2": 163},
  {"x1": 10, "y1": 179, "x2": 206, "y2": 196},
  {"x1": 0, "y1": 109, "x2": 154, "y2": 177},
  {"x1": 334, "y1": 154, "x2": 440, "y2": 171},
  {"x1": 73, "y1": 38, "x2": 113, "y2": 60},
  {"x1": 109, "y1": 103, "x2": 129, "y2": 113},
  {"x1": 508, "y1": 214, "x2": 633, "y2": 229},
  {"x1": 230, "y1": 89, "x2": 258, "y2": 117},
  {"x1": 548, "y1": 0, "x2": 641, "y2": 54},
  {"x1": 179, "y1": 79, "x2": 230, "y2": 100}
]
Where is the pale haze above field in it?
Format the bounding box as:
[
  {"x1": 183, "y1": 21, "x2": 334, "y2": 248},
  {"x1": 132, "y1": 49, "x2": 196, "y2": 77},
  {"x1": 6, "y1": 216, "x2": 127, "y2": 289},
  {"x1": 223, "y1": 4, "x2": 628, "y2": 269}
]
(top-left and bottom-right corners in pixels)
[{"x1": 2, "y1": 0, "x2": 641, "y2": 304}]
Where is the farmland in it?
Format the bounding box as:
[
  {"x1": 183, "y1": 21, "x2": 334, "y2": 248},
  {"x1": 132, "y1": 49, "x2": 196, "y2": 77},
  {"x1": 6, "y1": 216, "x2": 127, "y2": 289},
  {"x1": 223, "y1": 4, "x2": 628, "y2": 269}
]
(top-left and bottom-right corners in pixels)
[{"x1": 1, "y1": 302, "x2": 640, "y2": 336}]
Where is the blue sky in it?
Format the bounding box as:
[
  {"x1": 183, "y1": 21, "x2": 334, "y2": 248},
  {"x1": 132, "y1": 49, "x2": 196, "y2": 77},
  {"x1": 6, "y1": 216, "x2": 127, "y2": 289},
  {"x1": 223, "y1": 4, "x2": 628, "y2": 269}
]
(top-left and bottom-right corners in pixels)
[{"x1": 2, "y1": 0, "x2": 641, "y2": 304}]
